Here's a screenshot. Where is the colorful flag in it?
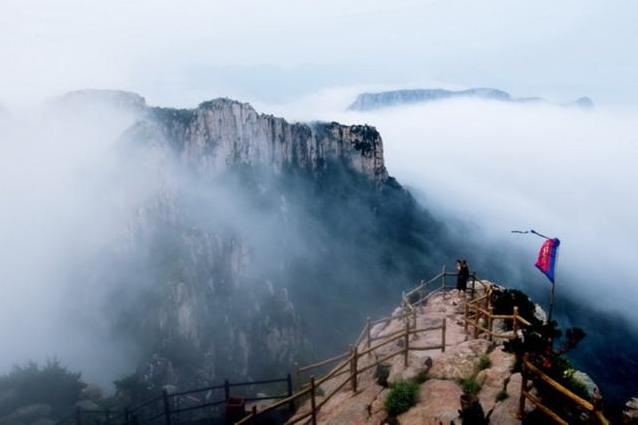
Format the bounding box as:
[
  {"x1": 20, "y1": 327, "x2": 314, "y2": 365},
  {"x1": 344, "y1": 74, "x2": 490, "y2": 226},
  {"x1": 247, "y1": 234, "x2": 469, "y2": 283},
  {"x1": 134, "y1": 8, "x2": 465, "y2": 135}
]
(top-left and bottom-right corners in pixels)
[{"x1": 535, "y1": 238, "x2": 560, "y2": 284}]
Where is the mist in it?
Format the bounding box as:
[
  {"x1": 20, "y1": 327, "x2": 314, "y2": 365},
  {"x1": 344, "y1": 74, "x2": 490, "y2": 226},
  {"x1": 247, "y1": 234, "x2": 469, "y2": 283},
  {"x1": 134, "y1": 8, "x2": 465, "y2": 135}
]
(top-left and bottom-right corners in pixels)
[
  {"x1": 0, "y1": 99, "x2": 164, "y2": 386},
  {"x1": 264, "y1": 91, "x2": 638, "y2": 323}
]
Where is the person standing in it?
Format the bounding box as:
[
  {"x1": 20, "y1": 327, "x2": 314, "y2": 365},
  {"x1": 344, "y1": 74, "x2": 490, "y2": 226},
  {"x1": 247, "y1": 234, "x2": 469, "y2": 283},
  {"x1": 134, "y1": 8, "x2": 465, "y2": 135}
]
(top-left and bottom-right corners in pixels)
[{"x1": 456, "y1": 259, "x2": 469, "y2": 294}]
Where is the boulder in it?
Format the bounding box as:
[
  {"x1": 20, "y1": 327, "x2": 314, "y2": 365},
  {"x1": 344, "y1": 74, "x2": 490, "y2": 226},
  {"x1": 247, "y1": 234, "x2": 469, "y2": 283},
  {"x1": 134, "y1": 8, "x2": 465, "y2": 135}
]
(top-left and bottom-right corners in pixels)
[
  {"x1": 489, "y1": 372, "x2": 533, "y2": 425},
  {"x1": 396, "y1": 379, "x2": 462, "y2": 424},
  {"x1": 317, "y1": 384, "x2": 384, "y2": 425},
  {"x1": 387, "y1": 357, "x2": 431, "y2": 386},
  {"x1": 428, "y1": 339, "x2": 491, "y2": 380},
  {"x1": 572, "y1": 371, "x2": 599, "y2": 399},
  {"x1": 623, "y1": 397, "x2": 638, "y2": 425},
  {"x1": 476, "y1": 347, "x2": 516, "y2": 412}
]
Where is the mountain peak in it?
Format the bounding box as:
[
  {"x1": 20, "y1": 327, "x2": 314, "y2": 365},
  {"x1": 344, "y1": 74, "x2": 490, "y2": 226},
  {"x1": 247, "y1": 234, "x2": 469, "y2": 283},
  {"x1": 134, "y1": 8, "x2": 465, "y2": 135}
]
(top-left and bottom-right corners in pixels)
[
  {"x1": 130, "y1": 98, "x2": 388, "y2": 181},
  {"x1": 348, "y1": 88, "x2": 594, "y2": 111},
  {"x1": 54, "y1": 89, "x2": 147, "y2": 111},
  {"x1": 197, "y1": 97, "x2": 256, "y2": 112}
]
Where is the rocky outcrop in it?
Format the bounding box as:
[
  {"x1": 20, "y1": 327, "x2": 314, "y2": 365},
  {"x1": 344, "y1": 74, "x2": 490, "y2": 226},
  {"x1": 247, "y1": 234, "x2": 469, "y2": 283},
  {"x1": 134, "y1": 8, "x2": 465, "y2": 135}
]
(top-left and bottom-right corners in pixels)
[
  {"x1": 53, "y1": 89, "x2": 147, "y2": 112},
  {"x1": 428, "y1": 339, "x2": 491, "y2": 380},
  {"x1": 62, "y1": 93, "x2": 407, "y2": 393},
  {"x1": 292, "y1": 284, "x2": 611, "y2": 425},
  {"x1": 624, "y1": 397, "x2": 638, "y2": 424},
  {"x1": 292, "y1": 288, "x2": 527, "y2": 424},
  {"x1": 348, "y1": 88, "x2": 594, "y2": 111},
  {"x1": 397, "y1": 379, "x2": 463, "y2": 424},
  {"x1": 130, "y1": 98, "x2": 388, "y2": 181}
]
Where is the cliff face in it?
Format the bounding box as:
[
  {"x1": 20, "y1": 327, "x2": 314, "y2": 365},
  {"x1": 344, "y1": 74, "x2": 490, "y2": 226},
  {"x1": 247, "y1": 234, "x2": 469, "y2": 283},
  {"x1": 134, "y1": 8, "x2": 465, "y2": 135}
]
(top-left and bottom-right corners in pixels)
[
  {"x1": 88, "y1": 94, "x2": 441, "y2": 393},
  {"x1": 348, "y1": 88, "x2": 511, "y2": 111},
  {"x1": 133, "y1": 98, "x2": 387, "y2": 181}
]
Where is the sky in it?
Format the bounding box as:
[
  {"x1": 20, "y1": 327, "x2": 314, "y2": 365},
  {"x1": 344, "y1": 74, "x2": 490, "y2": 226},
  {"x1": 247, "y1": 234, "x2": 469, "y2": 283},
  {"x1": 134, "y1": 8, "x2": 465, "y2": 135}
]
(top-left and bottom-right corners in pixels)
[{"x1": 1, "y1": 0, "x2": 638, "y2": 108}]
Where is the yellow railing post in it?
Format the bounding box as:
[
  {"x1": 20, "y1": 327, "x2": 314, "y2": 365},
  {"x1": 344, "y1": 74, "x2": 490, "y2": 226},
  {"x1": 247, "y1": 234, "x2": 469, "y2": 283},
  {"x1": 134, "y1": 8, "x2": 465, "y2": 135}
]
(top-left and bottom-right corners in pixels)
[
  {"x1": 250, "y1": 405, "x2": 256, "y2": 424},
  {"x1": 513, "y1": 306, "x2": 519, "y2": 336},
  {"x1": 295, "y1": 362, "x2": 301, "y2": 391},
  {"x1": 441, "y1": 317, "x2": 446, "y2": 352},
  {"x1": 484, "y1": 287, "x2": 490, "y2": 312},
  {"x1": 518, "y1": 354, "x2": 528, "y2": 419},
  {"x1": 366, "y1": 317, "x2": 371, "y2": 350},
  {"x1": 473, "y1": 304, "x2": 480, "y2": 339},
  {"x1": 592, "y1": 394, "x2": 604, "y2": 424},
  {"x1": 309, "y1": 376, "x2": 317, "y2": 425},
  {"x1": 464, "y1": 302, "x2": 469, "y2": 333},
  {"x1": 488, "y1": 306, "x2": 494, "y2": 342},
  {"x1": 404, "y1": 320, "x2": 410, "y2": 367},
  {"x1": 471, "y1": 272, "x2": 476, "y2": 299},
  {"x1": 350, "y1": 345, "x2": 358, "y2": 393},
  {"x1": 442, "y1": 265, "x2": 446, "y2": 288}
]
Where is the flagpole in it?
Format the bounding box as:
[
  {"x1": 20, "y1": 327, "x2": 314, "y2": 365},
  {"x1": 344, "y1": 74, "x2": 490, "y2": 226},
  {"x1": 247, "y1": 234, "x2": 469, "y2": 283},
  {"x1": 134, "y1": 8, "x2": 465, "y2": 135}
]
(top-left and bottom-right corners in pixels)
[
  {"x1": 548, "y1": 280, "x2": 555, "y2": 323},
  {"x1": 548, "y1": 248, "x2": 558, "y2": 324},
  {"x1": 511, "y1": 228, "x2": 557, "y2": 324}
]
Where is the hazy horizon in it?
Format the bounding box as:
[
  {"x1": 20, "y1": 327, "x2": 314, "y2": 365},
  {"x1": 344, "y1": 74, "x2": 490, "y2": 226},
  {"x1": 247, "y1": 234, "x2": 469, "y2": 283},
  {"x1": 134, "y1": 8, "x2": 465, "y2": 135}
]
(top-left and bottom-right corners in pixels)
[{"x1": 2, "y1": 0, "x2": 638, "y2": 109}]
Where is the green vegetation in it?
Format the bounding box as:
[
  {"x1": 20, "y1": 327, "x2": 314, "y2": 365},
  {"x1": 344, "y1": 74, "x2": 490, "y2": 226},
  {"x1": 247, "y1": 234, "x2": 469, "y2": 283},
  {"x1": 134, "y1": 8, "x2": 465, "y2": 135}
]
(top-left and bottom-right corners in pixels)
[
  {"x1": 495, "y1": 389, "x2": 508, "y2": 402},
  {"x1": 491, "y1": 288, "x2": 538, "y2": 330},
  {"x1": 496, "y1": 288, "x2": 593, "y2": 423},
  {"x1": 374, "y1": 364, "x2": 391, "y2": 388},
  {"x1": 407, "y1": 291, "x2": 421, "y2": 305},
  {"x1": 458, "y1": 377, "x2": 482, "y2": 396},
  {"x1": 411, "y1": 371, "x2": 429, "y2": 385},
  {"x1": 0, "y1": 358, "x2": 86, "y2": 417},
  {"x1": 478, "y1": 355, "x2": 491, "y2": 370},
  {"x1": 384, "y1": 380, "x2": 420, "y2": 416},
  {"x1": 113, "y1": 372, "x2": 155, "y2": 403}
]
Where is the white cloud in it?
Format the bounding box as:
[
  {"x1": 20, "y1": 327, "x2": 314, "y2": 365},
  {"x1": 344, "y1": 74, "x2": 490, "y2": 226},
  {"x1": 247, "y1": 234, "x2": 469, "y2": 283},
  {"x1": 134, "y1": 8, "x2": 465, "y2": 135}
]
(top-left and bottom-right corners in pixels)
[
  {"x1": 266, "y1": 92, "x2": 638, "y2": 321},
  {"x1": 1, "y1": 0, "x2": 637, "y2": 107}
]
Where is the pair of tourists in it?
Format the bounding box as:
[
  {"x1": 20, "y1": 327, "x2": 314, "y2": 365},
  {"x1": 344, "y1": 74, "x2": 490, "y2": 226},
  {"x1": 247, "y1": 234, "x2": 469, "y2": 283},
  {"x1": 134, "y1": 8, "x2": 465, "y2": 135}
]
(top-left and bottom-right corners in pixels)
[{"x1": 456, "y1": 259, "x2": 469, "y2": 293}]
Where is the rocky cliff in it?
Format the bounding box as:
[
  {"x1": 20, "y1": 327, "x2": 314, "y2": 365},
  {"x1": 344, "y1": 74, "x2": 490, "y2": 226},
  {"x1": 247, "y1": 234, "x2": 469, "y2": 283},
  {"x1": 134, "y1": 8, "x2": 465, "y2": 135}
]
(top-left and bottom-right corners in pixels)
[
  {"x1": 295, "y1": 285, "x2": 602, "y2": 425},
  {"x1": 53, "y1": 91, "x2": 447, "y2": 396},
  {"x1": 127, "y1": 98, "x2": 388, "y2": 181}
]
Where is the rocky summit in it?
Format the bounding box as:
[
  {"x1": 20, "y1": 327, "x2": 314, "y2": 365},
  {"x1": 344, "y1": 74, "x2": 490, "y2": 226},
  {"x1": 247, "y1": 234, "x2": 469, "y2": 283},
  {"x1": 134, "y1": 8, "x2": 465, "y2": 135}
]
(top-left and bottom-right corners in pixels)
[
  {"x1": 44, "y1": 91, "x2": 450, "y2": 396},
  {"x1": 133, "y1": 98, "x2": 388, "y2": 180},
  {"x1": 291, "y1": 286, "x2": 556, "y2": 425}
]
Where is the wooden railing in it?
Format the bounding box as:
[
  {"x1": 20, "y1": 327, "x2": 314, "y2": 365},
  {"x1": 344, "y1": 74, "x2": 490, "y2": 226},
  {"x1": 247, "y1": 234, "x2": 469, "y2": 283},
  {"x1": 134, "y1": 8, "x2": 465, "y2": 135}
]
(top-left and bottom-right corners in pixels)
[
  {"x1": 460, "y1": 279, "x2": 610, "y2": 425},
  {"x1": 58, "y1": 266, "x2": 611, "y2": 425},
  {"x1": 519, "y1": 355, "x2": 609, "y2": 425},
  {"x1": 238, "y1": 269, "x2": 452, "y2": 425},
  {"x1": 464, "y1": 285, "x2": 532, "y2": 341}
]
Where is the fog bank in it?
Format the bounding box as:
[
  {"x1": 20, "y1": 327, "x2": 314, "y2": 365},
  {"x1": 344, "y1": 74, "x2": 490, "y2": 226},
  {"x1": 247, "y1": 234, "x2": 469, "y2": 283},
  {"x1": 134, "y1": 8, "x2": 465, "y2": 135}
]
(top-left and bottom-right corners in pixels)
[
  {"x1": 0, "y1": 102, "x2": 158, "y2": 386},
  {"x1": 266, "y1": 90, "x2": 638, "y2": 322}
]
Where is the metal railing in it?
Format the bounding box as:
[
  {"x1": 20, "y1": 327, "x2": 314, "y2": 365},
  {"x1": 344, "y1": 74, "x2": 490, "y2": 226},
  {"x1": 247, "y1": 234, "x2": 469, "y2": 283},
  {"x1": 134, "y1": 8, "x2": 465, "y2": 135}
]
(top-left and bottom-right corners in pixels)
[{"x1": 57, "y1": 375, "x2": 294, "y2": 425}]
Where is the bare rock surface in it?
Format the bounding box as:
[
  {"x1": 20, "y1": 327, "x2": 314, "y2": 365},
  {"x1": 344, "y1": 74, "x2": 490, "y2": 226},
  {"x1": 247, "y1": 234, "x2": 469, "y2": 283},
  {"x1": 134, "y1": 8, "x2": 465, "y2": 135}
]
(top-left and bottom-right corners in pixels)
[
  {"x1": 293, "y1": 286, "x2": 524, "y2": 425},
  {"x1": 624, "y1": 397, "x2": 638, "y2": 424},
  {"x1": 428, "y1": 338, "x2": 491, "y2": 380},
  {"x1": 397, "y1": 379, "x2": 463, "y2": 424},
  {"x1": 477, "y1": 346, "x2": 516, "y2": 413}
]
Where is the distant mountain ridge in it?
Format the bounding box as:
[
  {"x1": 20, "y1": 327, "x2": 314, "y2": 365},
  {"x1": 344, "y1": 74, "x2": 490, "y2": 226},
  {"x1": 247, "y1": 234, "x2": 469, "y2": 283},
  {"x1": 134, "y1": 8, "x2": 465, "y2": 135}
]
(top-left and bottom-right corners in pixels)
[{"x1": 348, "y1": 88, "x2": 594, "y2": 111}]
